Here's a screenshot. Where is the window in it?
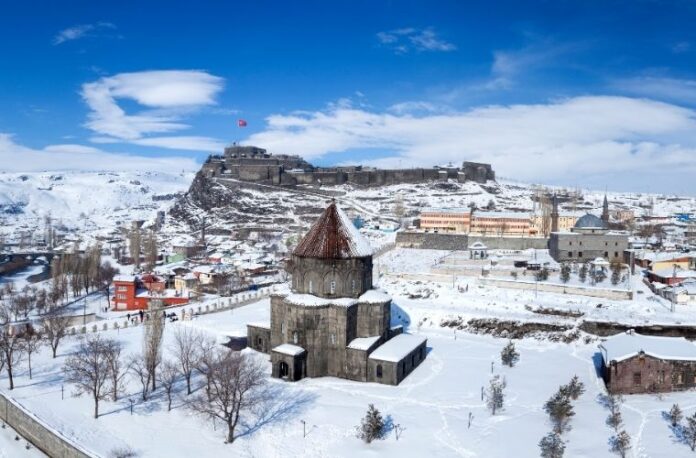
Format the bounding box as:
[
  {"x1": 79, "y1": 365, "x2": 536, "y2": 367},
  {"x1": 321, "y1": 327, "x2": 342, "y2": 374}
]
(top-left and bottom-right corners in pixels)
[
  {"x1": 633, "y1": 372, "x2": 641, "y2": 386},
  {"x1": 658, "y1": 371, "x2": 665, "y2": 384},
  {"x1": 331, "y1": 333, "x2": 336, "y2": 344},
  {"x1": 351, "y1": 279, "x2": 356, "y2": 293},
  {"x1": 376, "y1": 364, "x2": 383, "y2": 378},
  {"x1": 118, "y1": 286, "x2": 128, "y2": 291},
  {"x1": 308, "y1": 280, "x2": 313, "y2": 294},
  {"x1": 678, "y1": 372, "x2": 685, "y2": 384},
  {"x1": 293, "y1": 331, "x2": 299, "y2": 344},
  {"x1": 614, "y1": 252, "x2": 619, "y2": 258},
  {"x1": 330, "y1": 280, "x2": 336, "y2": 294},
  {"x1": 569, "y1": 242, "x2": 572, "y2": 246},
  {"x1": 281, "y1": 323, "x2": 285, "y2": 334},
  {"x1": 579, "y1": 241, "x2": 583, "y2": 246},
  {"x1": 604, "y1": 251, "x2": 609, "y2": 258},
  {"x1": 578, "y1": 251, "x2": 583, "y2": 258},
  {"x1": 568, "y1": 251, "x2": 573, "y2": 257}
]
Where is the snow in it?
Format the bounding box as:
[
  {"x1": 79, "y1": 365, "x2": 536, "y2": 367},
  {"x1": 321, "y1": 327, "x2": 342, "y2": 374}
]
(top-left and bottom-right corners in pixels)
[
  {"x1": 283, "y1": 293, "x2": 357, "y2": 307},
  {"x1": 0, "y1": 423, "x2": 45, "y2": 457},
  {"x1": 272, "y1": 343, "x2": 306, "y2": 356},
  {"x1": 358, "y1": 289, "x2": 391, "y2": 304},
  {"x1": 113, "y1": 274, "x2": 136, "y2": 283},
  {"x1": 599, "y1": 331, "x2": 696, "y2": 363},
  {"x1": 368, "y1": 333, "x2": 426, "y2": 362},
  {"x1": 347, "y1": 336, "x2": 381, "y2": 351}
]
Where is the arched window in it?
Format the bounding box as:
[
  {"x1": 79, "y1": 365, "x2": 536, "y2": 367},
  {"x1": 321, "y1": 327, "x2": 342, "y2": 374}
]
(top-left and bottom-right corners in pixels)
[
  {"x1": 330, "y1": 280, "x2": 336, "y2": 294},
  {"x1": 293, "y1": 331, "x2": 299, "y2": 344},
  {"x1": 351, "y1": 279, "x2": 356, "y2": 293},
  {"x1": 308, "y1": 280, "x2": 313, "y2": 294},
  {"x1": 376, "y1": 364, "x2": 383, "y2": 378}
]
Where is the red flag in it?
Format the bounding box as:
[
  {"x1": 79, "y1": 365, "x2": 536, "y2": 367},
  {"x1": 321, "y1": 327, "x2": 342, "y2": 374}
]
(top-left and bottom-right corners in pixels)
[{"x1": 237, "y1": 119, "x2": 247, "y2": 127}]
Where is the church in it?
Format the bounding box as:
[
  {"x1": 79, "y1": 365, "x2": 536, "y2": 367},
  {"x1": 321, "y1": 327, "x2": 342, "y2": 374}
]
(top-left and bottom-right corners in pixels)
[{"x1": 247, "y1": 201, "x2": 427, "y2": 385}]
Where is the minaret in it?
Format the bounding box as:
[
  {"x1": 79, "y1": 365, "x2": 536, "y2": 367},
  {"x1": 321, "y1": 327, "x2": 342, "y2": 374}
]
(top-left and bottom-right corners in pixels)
[
  {"x1": 602, "y1": 193, "x2": 609, "y2": 224},
  {"x1": 550, "y1": 194, "x2": 559, "y2": 234}
]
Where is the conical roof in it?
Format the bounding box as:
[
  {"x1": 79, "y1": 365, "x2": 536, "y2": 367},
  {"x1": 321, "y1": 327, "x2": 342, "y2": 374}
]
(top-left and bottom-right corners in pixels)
[{"x1": 293, "y1": 201, "x2": 372, "y2": 259}]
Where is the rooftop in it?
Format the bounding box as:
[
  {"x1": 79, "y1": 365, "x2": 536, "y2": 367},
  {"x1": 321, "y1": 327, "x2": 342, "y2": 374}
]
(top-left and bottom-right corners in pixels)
[
  {"x1": 272, "y1": 343, "x2": 305, "y2": 356},
  {"x1": 293, "y1": 201, "x2": 372, "y2": 259},
  {"x1": 599, "y1": 331, "x2": 696, "y2": 364},
  {"x1": 574, "y1": 213, "x2": 608, "y2": 229},
  {"x1": 369, "y1": 333, "x2": 427, "y2": 363}
]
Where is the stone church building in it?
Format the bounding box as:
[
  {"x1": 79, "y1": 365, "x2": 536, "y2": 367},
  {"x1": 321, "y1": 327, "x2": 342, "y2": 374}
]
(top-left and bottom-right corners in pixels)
[{"x1": 247, "y1": 201, "x2": 427, "y2": 385}]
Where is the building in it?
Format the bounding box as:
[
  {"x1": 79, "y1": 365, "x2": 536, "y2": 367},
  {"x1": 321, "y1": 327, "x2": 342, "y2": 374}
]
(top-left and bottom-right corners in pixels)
[
  {"x1": 247, "y1": 201, "x2": 427, "y2": 385},
  {"x1": 112, "y1": 274, "x2": 190, "y2": 311},
  {"x1": 599, "y1": 331, "x2": 696, "y2": 394},
  {"x1": 548, "y1": 213, "x2": 629, "y2": 263},
  {"x1": 646, "y1": 267, "x2": 696, "y2": 286},
  {"x1": 470, "y1": 211, "x2": 534, "y2": 236},
  {"x1": 420, "y1": 208, "x2": 471, "y2": 233}
]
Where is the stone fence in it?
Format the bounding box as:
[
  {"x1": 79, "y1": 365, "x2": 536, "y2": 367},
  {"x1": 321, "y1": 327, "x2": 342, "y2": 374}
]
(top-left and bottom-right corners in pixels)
[
  {"x1": 395, "y1": 232, "x2": 549, "y2": 251},
  {"x1": 0, "y1": 393, "x2": 93, "y2": 458}
]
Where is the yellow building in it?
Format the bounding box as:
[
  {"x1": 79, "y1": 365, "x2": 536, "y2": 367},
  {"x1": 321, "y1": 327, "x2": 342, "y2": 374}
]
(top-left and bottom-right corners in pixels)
[
  {"x1": 531, "y1": 214, "x2": 581, "y2": 236},
  {"x1": 470, "y1": 211, "x2": 534, "y2": 236},
  {"x1": 420, "y1": 208, "x2": 471, "y2": 233}
]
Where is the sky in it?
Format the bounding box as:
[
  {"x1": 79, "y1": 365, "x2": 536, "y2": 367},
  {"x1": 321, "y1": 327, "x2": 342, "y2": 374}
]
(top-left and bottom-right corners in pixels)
[{"x1": 2, "y1": 0, "x2": 696, "y2": 193}]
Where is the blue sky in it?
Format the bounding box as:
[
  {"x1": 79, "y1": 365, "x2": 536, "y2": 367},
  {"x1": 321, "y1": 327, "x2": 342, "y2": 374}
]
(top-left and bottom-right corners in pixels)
[{"x1": 2, "y1": 0, "x2": 696, "y2": 193}]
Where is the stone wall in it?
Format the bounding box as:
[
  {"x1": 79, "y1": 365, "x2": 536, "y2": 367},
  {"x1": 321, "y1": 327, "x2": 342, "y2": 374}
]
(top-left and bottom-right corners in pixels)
[
  {"x1": 604, "y1": 354, "x2": 696, "y2": 395},
  {"x1": 396, "y1": 232, "x2": 548, "y2": 251},
  {"x1": 549, "y1": 232, "x2": 629, "y2": 263},
  {"x1": 479, "y1": 277, "x2": 633, "y2": 300},
  {"x1": 291, "y1": 255, "x2": 373, "y2": 298},
  {"x1": 247, "y1": 325, "x2": 271, "y2": 353},
  {"x1": 367, "y1": 339, "x2": 427, "y2": 385},
  {"x1": 0, "y1": 394, "x2": 92, "y2": 458}
]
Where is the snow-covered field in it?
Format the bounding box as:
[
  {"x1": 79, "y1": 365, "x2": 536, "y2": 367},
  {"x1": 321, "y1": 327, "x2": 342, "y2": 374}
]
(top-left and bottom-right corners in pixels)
[{"x1": 1, "y1": 289, "x2": 696, "y2": 457}]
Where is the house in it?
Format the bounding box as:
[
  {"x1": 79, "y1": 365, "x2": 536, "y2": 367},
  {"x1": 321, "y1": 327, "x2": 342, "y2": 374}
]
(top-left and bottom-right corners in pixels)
[
  {"x1": 662, "y1": 280, "x2": 696, "y2": 305},
  {"x1": 646, "y1": 266, "x2": 696, "y2": 286},
  {"x1": 174, "y1": 272, "x2": 198, "y2": 292},
  {"x1": 247, "y1": 201, "x2": 427, "y2": 385},
  {"x1": 599, "y1": 331, "x2": 696, "y2": 394},
  {"x1": 112, "y1": 274, "x2": 190, "y2": 311}
]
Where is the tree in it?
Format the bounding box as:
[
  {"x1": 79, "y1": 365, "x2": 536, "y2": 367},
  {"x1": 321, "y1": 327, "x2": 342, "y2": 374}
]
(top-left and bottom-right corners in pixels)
[
  {"x1": 544, "y1": 390, "x2": 575, "y2": 434},
  {"x1": 103, "y1": 339, "x2": 125, "y2": 402},
  {"x1": 41, "y1": 306, "x2": 71, "y2": 358},
  {"x1": 606, "y1": 395, "x2": 623, "y2": 431},
  {"x1": 158, "y1": 360, "x2": 179, "y2": 412},
  {"x1": 99, "y1": 262, "x2": 118, "y2": 309},
  {"x1": 539, "y1": 431, "x2": 565, "y2": 458},
  {"x1": 560, "y1": 264, "x2": 571, "y2": 284},
  {"x1": 610, "y1": 430, "x2": 631, "y2": 457},
  {"x1": 0, "y1": 305, "x2": 26, "y2": 390},
  {"x1": 685, "y1": 413, "x2": 696, "y2": 451},
  {"x1": 578, "y1": 264, "x2": 588, "y2": 283},
  {"x1": 564, "y1": 376, "x2": 585, "y2": 401},
  {"x1": 24, "y1": 330, "x2": 43, "y2": 380},
  {"x1": 536, "y1": 267, "x2": 550, "y2": 282},
  {"x1": 145, "y1": 229, "x2": 158, "y2": 271},
  {"x1": 356, "y1": 404, "x2": 386, "y2": 444},
  {"x1": 129, "y1": 223, "x2": 142, "y2": 270},
  {"x1": 500, "y1": 341, "x2": 519, "y2": 367},
  {"x1": 196, "y1": 337, "x2": 219, "y2": 400},
  {"x1": 128, "y1": 354, "x2": 152, "y2": 401},
  {"x1": 63, "y1": 335, "x2": 113, "y2": 418},
  {"x1": 189, "y1": 350, "x2": 266, "y2": 443},
  {"x1": 171, "y1": 327, "x2": 203, "y2": 395},
  {"x1": 143, "y1": 302, "x2": 164, "y2": 391},
  {"x1": 486, "y1": 375, "x2": 506, "y2": 415},
  {"x1": 669, "y1": 404, "x2": 683, "y2": 428}
]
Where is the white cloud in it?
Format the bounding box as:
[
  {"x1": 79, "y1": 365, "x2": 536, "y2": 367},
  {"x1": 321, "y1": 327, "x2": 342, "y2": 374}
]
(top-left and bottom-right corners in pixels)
[
  {"x1": 81, "y1": 70, "x2": 225, "y2": 152},
  {"x1": 246, "y1": 96, "x2": 696, "y2": 189},
  {"x1": 53, "y1": 22, "x2": 116, "y2": 45},
  {"x1": 377, "y1": 28, "x2": 456, "y2": 53},
  {"x1": 0, "y1": 134, "x2": 198, "y2": 173},
  {"x1": 616, "y1": 76, "x2": 696, "y2": 105}
]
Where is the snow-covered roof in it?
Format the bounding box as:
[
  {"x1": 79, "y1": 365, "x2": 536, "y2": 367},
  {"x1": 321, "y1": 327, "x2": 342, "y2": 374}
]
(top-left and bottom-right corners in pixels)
[
  {"x1": 599, "y1": 331, "x2": 696, "y2": 364},
  {"x1": 358, "y1": 289, "x2": 392, "y2": 304},
  {"x1": 293, "y1": 201, "x2": 372, "y2": 259},
  {"x1": 473, "y1": 211, "x2": 531, "y2": 220},
  {"x1": 369, "y1": 334, "x2": 427, "y2": 363},
  {"x1": 272, "y1": 343, "x2": 305, "y2": 356},
  {"x1": 247, "y1": 322, "x2": 270, "y2": 329},
  {"x1": 469, "y1": 241, "x2": 488, "y2": 249},
  {"x1": 280, "y1": 288, "x2": 391, "y2": 307},
  {"x1": 651, "y1": 267, "x2": 696, "y2": 279},
  {"x1": 347, "y1": 336, "x2": 381, "y2": 351},
  {"x1": 113, "y1": 274, "x2": 136, "y2": 283},
  {"x1": 574, "y1": 213, "x2": 608, "y2": 229}
]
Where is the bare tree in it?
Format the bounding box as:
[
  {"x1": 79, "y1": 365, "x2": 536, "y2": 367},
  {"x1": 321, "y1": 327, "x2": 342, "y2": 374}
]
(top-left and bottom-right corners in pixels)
[
  {"x1": 41, "y1": 306, "x2": 71, "y2": 358},
  {"x1": 143, "y1": 303, "x2": 165, "y2": 392},
  {"x1": 128, "y1": 354, "x2": 152, "y2": 401},
  {"x1": 196, "y1": 337, "x2": 219, "y2": 400},
  {"x1": 24, "y1": 330, "x2": 43, "y2": 380},
  {"x1": 189, "y1": 350, "x2": 266, "y2": 443},
  {"x1": 171, "y1": 327, "x2": 203, "y2": 395},
  {"x1": 63, "y1": 335, "x2": 113, "y2": 418},
  {"x1": 99, "y1": 262, "x2": 118, "y2": 309},
  {"x1": 158, "y1": 360, "x2": 179, "y2": 411},
  {"x1": 0, "y1": 303, "x2": 26, "y2": 390},
  {"x1": 104, "y1": 339, "x2": 125, "y2": 401}
]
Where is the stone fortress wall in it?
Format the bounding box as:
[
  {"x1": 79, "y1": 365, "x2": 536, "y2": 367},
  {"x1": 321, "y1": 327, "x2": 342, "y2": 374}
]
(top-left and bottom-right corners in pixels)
[{"x1": 201, "y1": 145, "x2": 495, "y2": 187}]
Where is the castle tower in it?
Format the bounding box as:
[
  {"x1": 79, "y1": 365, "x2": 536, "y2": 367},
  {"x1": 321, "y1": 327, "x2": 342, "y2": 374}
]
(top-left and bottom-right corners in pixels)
[
  {"x1": 551, "y1": 194, "x2": 559, "y2": 233},
  {"x1": 602, "y1": 193, "x2": 610, "y2": 224}
]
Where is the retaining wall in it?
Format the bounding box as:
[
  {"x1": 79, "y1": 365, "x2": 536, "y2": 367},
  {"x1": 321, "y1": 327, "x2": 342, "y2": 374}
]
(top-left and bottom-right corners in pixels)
[
  {"x1": 0, "y1": 393, "x2": 93, "y2": 458},
  {"x1": 395, "y1": 232, "x2": 548, "y2": 251},
  {"x1": 479, "y1": 277, "x2": 633, "y2": 300}
]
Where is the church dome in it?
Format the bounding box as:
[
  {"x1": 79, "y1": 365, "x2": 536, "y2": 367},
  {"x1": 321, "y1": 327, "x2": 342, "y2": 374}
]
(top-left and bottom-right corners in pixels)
[
  {"x1": 574, "y1": 213, "x2": 608, "y2": 229},
  {"x1": 293, "y1": 201, "x2": 372, "y2": 259}
]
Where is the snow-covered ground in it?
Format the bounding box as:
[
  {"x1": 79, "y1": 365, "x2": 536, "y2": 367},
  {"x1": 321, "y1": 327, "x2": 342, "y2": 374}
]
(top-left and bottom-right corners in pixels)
[
  {"x1": 1, "y1": 290, "x2": 696, "y2": 457},
  {"x1": 0, "y1": 423, "x2": 45, "y2": 457}
]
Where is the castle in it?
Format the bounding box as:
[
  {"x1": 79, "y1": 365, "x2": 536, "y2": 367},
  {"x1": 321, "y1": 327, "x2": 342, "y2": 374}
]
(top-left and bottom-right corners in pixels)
[
  {"x1": 202, "y1": 145, "x2": 495, "y2": 187},
  {"x1": 247, "y1": 201, "x2": 427, "y2": 385}
]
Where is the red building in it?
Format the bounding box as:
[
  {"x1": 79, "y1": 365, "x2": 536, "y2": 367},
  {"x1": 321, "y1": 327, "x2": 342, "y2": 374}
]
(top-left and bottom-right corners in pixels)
[{"x1": 113, "y1": 274, "x2": 189, "y2": 311}]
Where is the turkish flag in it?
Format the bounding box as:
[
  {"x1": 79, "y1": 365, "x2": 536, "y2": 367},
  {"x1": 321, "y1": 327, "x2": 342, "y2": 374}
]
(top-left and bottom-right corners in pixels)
[{"x1": 238, "y1": 119, "x2": 248, "y2": 127}]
